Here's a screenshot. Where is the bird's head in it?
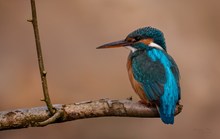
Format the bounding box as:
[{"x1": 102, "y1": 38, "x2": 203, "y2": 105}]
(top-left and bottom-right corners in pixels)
[{"x1": 97, "y1": 27, "x2": 166, "y2": 52}]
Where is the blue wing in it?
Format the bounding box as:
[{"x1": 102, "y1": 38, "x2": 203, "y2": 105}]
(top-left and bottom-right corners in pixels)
[
  {"x1": 131, "y1": 49, "x2": 180, "y2": 124},
  {"x1": 131, "y1": 50, "x2": 166, "y2": 101},
  {"x1": 169, "y1": 55, "x2": 181, "y2": 100}
]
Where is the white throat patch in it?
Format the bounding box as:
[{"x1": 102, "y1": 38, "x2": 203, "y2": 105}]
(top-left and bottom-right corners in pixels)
[
  {"x1": 125, "y1": 42, "x2": 163, "y2": 53},
  {"x1": 149, "y1": 42, "x2": 164, "y2": 50},
  {"x1": 125, "y1": 46, "x2": 137, "y2": 53}
]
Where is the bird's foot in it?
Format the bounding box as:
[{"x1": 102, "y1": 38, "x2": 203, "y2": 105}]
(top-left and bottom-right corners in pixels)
[{"x1": 126, "y1": 96, "x2": 133, "y2": 101}]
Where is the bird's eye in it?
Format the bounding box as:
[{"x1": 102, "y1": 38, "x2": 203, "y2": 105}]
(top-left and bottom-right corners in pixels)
[{"x1": 134, "y1": 36, "x2": 141, "y2": 41}]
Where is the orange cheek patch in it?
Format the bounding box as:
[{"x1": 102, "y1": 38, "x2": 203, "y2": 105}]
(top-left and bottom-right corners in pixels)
[{"x1": 139, "y1": 38, "x2": 153, "y2": 45}]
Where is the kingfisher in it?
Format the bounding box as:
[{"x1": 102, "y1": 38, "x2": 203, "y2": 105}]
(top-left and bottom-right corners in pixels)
[{"x1": 97, "y1": 27, "x2": 180, "y2": 124}]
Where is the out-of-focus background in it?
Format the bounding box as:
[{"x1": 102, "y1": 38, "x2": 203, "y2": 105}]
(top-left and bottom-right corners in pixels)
[{"x1": 0, "y1": 0, "x2": 220, "y2": 139}]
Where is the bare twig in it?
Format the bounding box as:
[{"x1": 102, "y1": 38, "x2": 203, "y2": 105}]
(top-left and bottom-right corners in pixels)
[
  {"x1": 0, "y1": 99, "x2": 183, "y2": 131},
  {"x1": 28, "y1": 0, "x2": 54, "y2": 114},
  {"x1": 37, "y1": 110, "x2": 64, "y2": 127}
]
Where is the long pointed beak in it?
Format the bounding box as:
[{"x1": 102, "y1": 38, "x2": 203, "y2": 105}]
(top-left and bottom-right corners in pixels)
[{"x1": 96, "y1": 40, "x2": 131, "y2": 49}]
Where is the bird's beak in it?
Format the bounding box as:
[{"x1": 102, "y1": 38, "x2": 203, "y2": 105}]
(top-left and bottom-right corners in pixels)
[{"x1": 96, "y1": 40, "x2": 131, "y2": 49}]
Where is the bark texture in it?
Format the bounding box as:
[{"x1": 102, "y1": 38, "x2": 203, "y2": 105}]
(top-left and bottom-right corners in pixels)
[{"x1": 0, "y1": 99, "x2": 182, "y2": 131}]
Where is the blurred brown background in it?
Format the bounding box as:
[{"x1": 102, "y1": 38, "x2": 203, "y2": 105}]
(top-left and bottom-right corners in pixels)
[{"x1": 0, "y1": 0, "x2": 220, "y2": 139}]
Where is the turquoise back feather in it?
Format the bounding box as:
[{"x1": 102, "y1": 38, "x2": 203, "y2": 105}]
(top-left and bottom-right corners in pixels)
[{"x1": 148, "y1": 49, "x2": 180, "y2": 124}]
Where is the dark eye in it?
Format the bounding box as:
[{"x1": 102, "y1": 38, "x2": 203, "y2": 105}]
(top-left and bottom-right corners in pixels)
[{"x1": 134, "y1": 36, "x2": 141, "y2": 41}]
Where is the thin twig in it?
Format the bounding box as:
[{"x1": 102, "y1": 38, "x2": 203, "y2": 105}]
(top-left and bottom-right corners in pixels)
[
  {"x1": 28, "y1": 0, "x2": 55, "y2": 115},
  {"x1": 0, "y1": 99, "x2": 183, "y2": 130},
  {"x1": 37, "y1": 110, "x2": 64, "y2": 127}
]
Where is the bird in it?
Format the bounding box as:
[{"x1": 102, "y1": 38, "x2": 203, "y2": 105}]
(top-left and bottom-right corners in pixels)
[{"x1": 97, "y1": 27, "x2": 180, "y2": 124}]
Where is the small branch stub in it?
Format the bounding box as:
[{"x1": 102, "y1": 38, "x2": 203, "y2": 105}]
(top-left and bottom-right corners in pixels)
[
  {"x1": 42, "y1": 70, "x2": 47, "y2": 76},
  {"x1": 27, "y1": 19, "x2": 33, "y2": 22}
]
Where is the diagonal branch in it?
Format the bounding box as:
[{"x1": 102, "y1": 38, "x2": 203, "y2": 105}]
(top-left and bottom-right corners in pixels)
[
  {"x1": 27, "y1": 0, "x2": 54, "y2": 115},
  {"x1": 0, "y1": 99, "x2": 182, "y2": 131}
]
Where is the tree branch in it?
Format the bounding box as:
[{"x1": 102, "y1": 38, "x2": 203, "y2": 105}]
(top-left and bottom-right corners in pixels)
[
  {"x1": 28, "y1": 0, "x2": 54, "y2": 114},
  {"x1": 0, "y1": 99, "x2": 182, "y2": 131}
]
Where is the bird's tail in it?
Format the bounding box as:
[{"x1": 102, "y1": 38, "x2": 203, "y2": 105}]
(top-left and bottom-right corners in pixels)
[{"x1": 156, "y1": 104, "x2": 174, "y2": 124}]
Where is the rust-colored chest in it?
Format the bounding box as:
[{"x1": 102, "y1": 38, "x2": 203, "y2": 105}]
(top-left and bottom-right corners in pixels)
[{"x1": 126, "y1": 55, "x2": 149, "y2": 103}]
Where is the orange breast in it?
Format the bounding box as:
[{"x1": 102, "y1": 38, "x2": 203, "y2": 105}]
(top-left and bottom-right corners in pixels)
[{"x1": 127, "y1": 57, "x2": 149, "y2": 103}]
